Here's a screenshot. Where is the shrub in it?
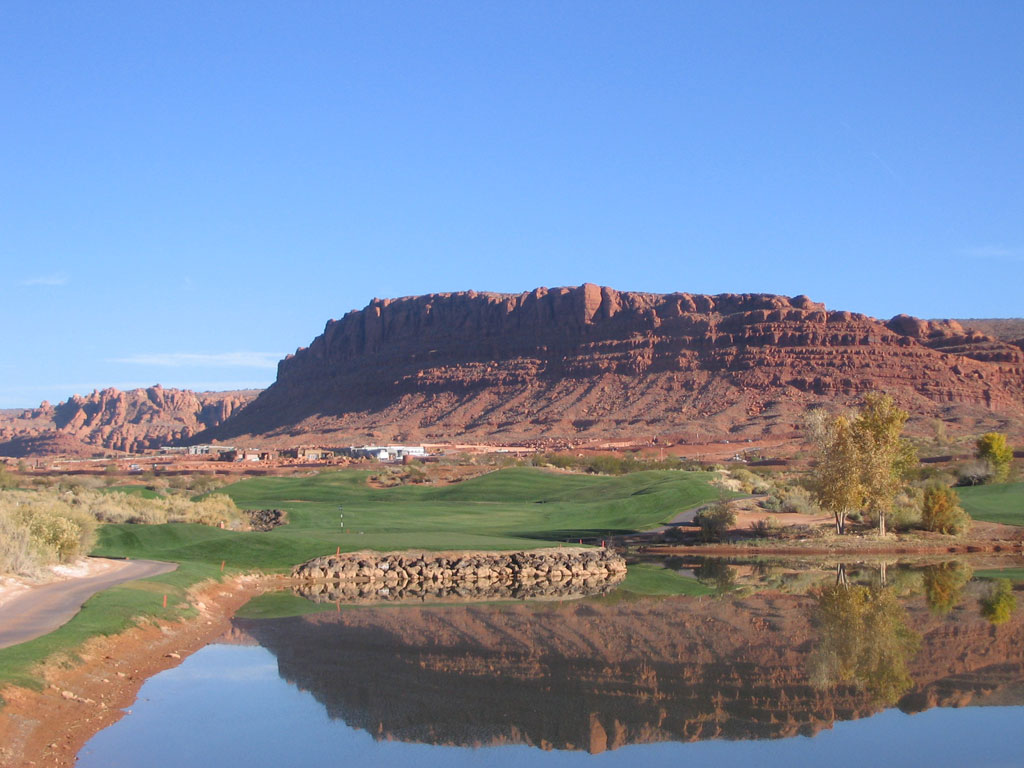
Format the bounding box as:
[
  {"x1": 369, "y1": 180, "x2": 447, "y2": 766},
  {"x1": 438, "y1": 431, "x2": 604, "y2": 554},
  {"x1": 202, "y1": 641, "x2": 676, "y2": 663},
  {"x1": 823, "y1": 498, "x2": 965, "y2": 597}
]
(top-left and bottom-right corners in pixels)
[
  {"x1": 956, "y1": 459, "x2": 994, "y2": 487},
  {"x1": 779, "y1": 486, "x2": 819, "y2": 516},
  {"x1": 920, "y1": 483, "x2": 970, "y2": 535},
  {"x1": 0, "y1": 465, "x2": 18, "y2": 489},
  {"x1": 0, "y1": 492, "x2": 97, "y2": 570},
  {"x1": 729, "y1": 468, "x2": 771, "y2": 494},
  {"x1": 749, "y1": 517, "x2": 780, "y2": 536},
  {"x1": 889, "y1": 488, "x2": 923, "y2": 532},
  {"x1": 695, "y1": 501, "x2": 737, "y2": 542},
  {"x1": 0, "y1": 512, "x2": 39, "y2": 576}
]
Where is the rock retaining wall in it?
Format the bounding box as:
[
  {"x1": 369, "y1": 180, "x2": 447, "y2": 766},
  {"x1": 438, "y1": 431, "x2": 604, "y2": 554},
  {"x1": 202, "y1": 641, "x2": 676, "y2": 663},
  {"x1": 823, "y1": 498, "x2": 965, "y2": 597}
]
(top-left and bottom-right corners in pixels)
[{"x1": 291, "y1": 547, "x2": 627, "y2": 604}]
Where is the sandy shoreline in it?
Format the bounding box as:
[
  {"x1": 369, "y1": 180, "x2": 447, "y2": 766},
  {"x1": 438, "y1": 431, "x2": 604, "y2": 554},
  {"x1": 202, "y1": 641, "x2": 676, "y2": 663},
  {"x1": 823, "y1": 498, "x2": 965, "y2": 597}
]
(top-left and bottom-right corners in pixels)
[{"x1": 0, "y1": 574, "x2": 273, "y2": 768}]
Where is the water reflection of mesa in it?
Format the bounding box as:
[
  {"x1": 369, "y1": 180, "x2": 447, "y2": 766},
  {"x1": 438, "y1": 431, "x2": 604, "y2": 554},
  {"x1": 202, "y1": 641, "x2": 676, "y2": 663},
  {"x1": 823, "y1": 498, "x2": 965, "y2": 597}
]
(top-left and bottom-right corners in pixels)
[{"x1": 232, "y1": 589, "x2": 1024, "y2": 754}]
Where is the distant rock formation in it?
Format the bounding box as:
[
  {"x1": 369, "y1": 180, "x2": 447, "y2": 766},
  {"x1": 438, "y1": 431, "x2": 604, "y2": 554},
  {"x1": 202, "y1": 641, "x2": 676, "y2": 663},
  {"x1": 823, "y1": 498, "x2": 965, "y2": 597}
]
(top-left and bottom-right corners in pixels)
[
  {"x1": 0, "y1": 386, "x2": 259, "y2": 457},
  {"x1": 204, "y1": 285, "x2": 1024, "y2": 445}
]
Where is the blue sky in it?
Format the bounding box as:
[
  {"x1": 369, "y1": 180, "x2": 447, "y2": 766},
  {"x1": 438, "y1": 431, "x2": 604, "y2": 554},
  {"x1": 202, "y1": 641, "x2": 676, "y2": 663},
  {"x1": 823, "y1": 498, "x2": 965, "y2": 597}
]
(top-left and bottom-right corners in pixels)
[{"x1": 2, "y1": 2, "x2": 1021, "y2": 408}]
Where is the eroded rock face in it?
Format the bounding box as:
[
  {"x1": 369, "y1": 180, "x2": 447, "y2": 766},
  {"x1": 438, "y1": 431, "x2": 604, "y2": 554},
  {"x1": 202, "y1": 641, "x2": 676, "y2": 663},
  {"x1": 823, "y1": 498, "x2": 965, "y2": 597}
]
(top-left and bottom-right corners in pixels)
[
  {"x1": 291, "y1": 548, "x2": 628, "y2": 604},
  {"x1": 0, "y1": 386, "x2": 259, "y2": 456},
  {"x1": 206, "y1": 285, "x2": 1024, "y2": 444}
]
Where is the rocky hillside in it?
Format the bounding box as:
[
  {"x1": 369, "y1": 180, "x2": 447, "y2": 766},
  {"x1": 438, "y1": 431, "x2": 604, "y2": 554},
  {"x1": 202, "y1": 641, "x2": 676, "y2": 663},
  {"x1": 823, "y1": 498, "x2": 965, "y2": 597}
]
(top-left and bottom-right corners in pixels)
[
  {"x1": 204, "y1": 284, "x2": 1024, "y2": 445},
  {"x1": 0, "y1": 386, "x2": 258, "y2": 457}
]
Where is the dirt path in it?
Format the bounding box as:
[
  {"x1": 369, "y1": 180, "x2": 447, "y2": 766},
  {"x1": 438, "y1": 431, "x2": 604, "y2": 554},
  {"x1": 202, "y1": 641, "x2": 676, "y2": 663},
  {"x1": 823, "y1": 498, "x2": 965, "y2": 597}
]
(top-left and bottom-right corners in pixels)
[{"x1": 0, "y1": 559, "x2": 177, "y2": 650}]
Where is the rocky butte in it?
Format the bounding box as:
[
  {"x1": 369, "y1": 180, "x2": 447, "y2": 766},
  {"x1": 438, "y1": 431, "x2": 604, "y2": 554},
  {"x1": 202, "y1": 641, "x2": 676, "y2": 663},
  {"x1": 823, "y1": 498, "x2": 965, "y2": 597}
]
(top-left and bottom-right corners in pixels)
[
  {"x1": 0, "y1": 386, "x2": 258, "y2": 457},
  {"x1": 203, "y1": 284, "x2": 1024, "y2": 445}
]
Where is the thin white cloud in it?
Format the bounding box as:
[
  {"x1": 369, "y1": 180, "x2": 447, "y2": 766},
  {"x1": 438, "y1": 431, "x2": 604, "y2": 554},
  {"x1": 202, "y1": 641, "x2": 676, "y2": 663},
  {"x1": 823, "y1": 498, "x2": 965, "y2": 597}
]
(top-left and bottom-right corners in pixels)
[
  {"x1": 20, "y1": 272, "x2": 70, "y2": 286},
  {"x1": 110, "y1": 352, "x2": 282, "y2": 369},
  {"x1": 963, "y1": 246, "x2": 1024, "y2": 263}
]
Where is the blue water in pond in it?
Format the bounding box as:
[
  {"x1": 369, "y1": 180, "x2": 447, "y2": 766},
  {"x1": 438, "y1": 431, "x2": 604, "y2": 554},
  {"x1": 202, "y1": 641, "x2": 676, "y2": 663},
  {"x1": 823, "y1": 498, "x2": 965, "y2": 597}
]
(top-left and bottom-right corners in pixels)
[{"x1": 77, "y1": 643, "x2": 1024, "y2": 768}]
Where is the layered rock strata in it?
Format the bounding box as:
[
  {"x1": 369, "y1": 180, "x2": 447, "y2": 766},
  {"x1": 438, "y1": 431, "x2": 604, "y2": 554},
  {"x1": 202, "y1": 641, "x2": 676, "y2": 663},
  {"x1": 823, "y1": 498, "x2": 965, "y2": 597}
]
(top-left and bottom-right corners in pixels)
[
  {"x1": 0, "y1": 386, "x2": 258, "y2": 456},
  {"x1": 207, "y1": 285, "x2": 1024, "y2": 444},
  {"x1": 291, "y1": 548, "x2": 627, "y2": 604}
]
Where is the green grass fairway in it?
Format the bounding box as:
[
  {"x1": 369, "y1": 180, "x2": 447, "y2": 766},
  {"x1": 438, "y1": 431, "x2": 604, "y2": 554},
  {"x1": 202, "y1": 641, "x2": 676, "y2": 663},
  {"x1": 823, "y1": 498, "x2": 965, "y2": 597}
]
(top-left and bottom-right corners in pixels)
[
  {"x1": 957, "y1": 482, "x2": 1024, "y2": 526},
  {"x1": 94, "y1": 467, "x2": 724, "y2": 573},
  {"x1": 2, "y1": 468, "x2": 726, "y2": 691}
]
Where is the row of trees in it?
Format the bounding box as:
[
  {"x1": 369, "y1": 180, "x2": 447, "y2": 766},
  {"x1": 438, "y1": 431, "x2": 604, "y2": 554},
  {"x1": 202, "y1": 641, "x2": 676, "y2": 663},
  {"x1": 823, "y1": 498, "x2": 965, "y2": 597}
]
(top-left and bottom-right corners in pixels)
[
  {"x1": 810, "y1": 394, "x2": 1009, "y2": 535},
  {"x1": 810, "y1": 393, "x2": 918, "y2": 535}
]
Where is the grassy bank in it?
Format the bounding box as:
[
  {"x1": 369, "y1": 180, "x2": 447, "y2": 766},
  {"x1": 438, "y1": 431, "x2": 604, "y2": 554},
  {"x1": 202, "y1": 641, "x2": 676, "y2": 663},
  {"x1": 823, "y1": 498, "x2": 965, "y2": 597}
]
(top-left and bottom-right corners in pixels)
[
  {"x1": 958, "y1": 482, "x2": 1024, "y2": 526},
  {"x1": 1, "y1": 468, "x2": 726, "y2": 689}
]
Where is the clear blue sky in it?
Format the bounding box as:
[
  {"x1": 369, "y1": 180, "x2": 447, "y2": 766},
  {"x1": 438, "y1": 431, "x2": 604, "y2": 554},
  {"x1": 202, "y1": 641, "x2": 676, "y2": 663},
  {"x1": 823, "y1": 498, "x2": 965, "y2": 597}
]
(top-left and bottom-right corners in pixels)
[{"x1": 2, "y1": 2, "x2": 1021, "y2": 408}]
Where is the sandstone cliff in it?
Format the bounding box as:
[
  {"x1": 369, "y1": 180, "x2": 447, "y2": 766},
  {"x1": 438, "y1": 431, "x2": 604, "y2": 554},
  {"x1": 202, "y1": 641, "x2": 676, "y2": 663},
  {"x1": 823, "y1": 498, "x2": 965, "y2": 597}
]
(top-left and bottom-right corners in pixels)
[
  {"x1": 0, "y1": 386, "x2": 259, "y2": 457},
  {"x1": 206, "y1": 285, "x2": 1024, "y2": 445}
]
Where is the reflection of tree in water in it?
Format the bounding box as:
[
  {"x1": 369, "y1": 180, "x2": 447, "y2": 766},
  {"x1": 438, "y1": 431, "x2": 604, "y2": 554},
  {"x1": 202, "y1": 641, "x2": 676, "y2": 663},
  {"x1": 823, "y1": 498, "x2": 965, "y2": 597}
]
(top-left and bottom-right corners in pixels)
[
  {"x1": 922, "y1": 561, "x2": 973, "y2": 615},
  {"x1": 980, "y1": 579, "x2": 1017, "y2": 625},
  {"x1": 694, "y1": 558, "x2": 736, "y2": 593},
  {"x1": 809, "y1": 583, "x2": 921, "y2": 705}
]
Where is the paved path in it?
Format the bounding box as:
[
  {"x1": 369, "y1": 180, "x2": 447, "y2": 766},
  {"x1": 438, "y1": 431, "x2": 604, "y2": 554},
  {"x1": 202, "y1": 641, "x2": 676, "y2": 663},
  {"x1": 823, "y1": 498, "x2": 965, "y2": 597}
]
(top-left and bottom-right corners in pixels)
[
  {"x1": 0, "y1": 559, "x2": 177, "y2": 650},
  {"x1": 648, "y1": 494, "x2": 760, "y2": 534}
]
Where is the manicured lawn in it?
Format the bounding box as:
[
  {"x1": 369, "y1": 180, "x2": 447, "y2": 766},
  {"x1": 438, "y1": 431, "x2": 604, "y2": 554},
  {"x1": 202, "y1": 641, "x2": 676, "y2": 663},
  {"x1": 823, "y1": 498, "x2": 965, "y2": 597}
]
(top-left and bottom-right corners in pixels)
[
  {"x1": 102, "y1": 484, "x2": 162, "y2": 499},
  {"x1": 2, "y1": 468, "x2": 727, "y2": 691},
  {"x1": 108, "y1": 466, "x2": 727, "y2": 572},
  {"x1": 957, "y1": 482, "x2": 1024, "y2": 526}
]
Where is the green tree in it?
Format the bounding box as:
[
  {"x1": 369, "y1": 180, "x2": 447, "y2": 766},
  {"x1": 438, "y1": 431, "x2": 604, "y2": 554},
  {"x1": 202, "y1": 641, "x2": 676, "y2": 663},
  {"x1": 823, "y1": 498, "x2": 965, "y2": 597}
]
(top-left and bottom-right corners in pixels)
[
  {"x1": 813, "y1": 414, "x2": 863, "y2": 534},
  {"x1": 811, "y1": 394, "x2": 917, "y2": 536},
  {"x1": 695, "y1": 500, "x2": 736, "y2": 542},
  {"x1": 851, "y1": 393, "x2": 917, "y2": 537},
  {"x1": 975, "y1": 432, "x2": 1014, "y2": 483}
]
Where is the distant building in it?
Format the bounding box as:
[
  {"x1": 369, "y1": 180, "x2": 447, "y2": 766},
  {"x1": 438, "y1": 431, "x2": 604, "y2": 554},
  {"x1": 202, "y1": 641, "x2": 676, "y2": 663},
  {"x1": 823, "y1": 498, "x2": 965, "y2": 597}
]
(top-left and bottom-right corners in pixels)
[
  {"x1": 344, "y1": 445, "x2": 427, "y2": 461},
  {"x1": 187, "y1": 444, "x2": 233, "y2": 456},
  {"x1": 281, "y1": 447, "x2": 335, "y2": 461}
]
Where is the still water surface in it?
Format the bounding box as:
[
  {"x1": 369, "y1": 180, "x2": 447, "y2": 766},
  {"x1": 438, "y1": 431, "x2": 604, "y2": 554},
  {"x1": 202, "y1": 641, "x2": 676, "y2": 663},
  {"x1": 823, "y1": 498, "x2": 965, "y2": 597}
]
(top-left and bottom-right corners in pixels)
[{"x1": 77, "y1": 560, "x2": 1024, "y2": 768}]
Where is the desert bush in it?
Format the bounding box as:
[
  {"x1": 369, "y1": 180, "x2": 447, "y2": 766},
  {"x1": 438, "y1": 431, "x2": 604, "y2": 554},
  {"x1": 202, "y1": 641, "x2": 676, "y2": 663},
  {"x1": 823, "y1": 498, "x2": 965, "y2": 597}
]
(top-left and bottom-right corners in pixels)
[
  {"x1": 0, "y1": 491, "x2": 98, "y2": 571},
  {"x1": 728, "y1": 468, "x2": 772, "y2": 494},
  {"x1": 0, "y1": 465, "x2": 18, "y2": 489},
  {"x1": 533, "y1": 453, "x2": 576, "y2": 469},
  {"x1": 777, "y1": 486, "x2": 819, "y2": 516},
  {"x1": 888, "y1": 488, "x2": 923, "y2": 532},
  {"x1": 695, "y1": 501, "x2": 737, "y2": 542},
  {"x1": 920, "y1": 483, "x2": 970, "y2": 535},
  {"x1": 749, "y1": 516, "x2": 780, "y2": 536},
  {"x1": 956, "y1": 459, "x2": 994, "y2": 487},
  {"x1": 0, "y1": 512, "x2": 39, "y2": 576}
]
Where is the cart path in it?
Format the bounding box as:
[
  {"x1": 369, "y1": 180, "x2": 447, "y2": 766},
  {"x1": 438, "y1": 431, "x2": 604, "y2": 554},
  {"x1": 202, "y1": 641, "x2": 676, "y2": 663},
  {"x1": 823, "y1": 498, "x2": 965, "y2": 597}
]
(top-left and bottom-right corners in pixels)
[
  {"x1": 0, "y1": 559, "x2": 177, "y2": 650},
  {"x1": 649, "y1": 495, "x2": 760, "y2": 533}
]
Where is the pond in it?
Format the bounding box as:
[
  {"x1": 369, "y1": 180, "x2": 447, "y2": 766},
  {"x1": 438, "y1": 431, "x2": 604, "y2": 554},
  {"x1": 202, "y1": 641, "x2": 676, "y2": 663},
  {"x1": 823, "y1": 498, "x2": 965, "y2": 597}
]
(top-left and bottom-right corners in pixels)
[{"x1": 77, "y1": 557, "x2": 1024, "y2": 768}]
